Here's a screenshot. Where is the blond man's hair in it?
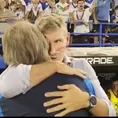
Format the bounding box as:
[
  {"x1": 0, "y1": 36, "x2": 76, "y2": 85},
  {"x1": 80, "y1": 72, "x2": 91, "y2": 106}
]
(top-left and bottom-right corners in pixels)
[
  {"x1": 2, "y1": 21, "x2": 50, "y2": 66},
  {"x1": 35, "y1": 13, "x2": 68, "y2": 35}
]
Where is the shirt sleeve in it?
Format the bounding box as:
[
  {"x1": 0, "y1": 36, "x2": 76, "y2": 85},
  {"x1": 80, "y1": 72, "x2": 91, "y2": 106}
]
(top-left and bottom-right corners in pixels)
[
  {"x1": 72, "y1": 58, "x2": 116, "y2": 116},
  {"x1": 0, "y1": 64, "x2": 32, "y2": 98}
]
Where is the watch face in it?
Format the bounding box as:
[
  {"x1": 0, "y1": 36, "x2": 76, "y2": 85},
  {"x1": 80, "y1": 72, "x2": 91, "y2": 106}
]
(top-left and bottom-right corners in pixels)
[{"x1": 90, "y1": 95, "x2": 97, "y2": 106}]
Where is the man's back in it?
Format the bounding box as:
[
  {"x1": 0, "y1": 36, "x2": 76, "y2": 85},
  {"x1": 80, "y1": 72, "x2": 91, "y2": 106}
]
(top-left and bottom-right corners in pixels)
[{"x1": 0, "y1": 73, "x2": 92, "y2": 116}]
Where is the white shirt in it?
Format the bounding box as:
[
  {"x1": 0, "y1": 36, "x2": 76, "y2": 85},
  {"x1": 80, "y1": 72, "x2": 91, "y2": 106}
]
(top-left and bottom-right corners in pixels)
[
  {"x1": 73, "y1": 8, "x2": 91, "y2": 33},
  {"x1": 0, "y1": 57, "x2": 116, "y2": 116},
  {"x1": 56, "y1": 2, "x2": 70, "y2": 22},
  {"x1": 69, "y1": 3, "x2": 78, "y2": 13},
  {"x1": 0, "y1": 64, "x2": 32, "y2": 98},
  {"x1": 41, "y1": 2, "x2": 52, "y2": 15}
]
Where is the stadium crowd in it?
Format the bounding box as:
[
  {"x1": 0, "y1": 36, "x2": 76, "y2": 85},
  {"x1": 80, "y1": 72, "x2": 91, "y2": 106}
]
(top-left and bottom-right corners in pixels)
[{"x1": 0, "y1": 0, "x2": 118, "y2": 44}]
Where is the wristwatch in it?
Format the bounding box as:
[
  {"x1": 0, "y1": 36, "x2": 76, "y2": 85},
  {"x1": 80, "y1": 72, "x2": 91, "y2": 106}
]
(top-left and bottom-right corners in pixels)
[{"x1": 87, "y1": 95, "x2": 97, "y2": 110}]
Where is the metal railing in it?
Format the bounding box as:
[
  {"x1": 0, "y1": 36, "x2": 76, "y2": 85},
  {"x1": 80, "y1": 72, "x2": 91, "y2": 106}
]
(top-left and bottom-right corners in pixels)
[{"x1": 69, "y1": 22, "x2": 118, "y2": 47}]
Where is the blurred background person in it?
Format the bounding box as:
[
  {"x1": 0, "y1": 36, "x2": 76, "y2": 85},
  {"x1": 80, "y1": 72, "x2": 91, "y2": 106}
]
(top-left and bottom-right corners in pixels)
[
  {"x1": 0, "y1": 0, "x2": 18, "y2": 21},
  {"x1": 9, "y1": 0, "x2": 26, "y2": 20},
  {"x1": 40, "y1": 0, "x2": 55, "y2": 15},
  {"x1": 111, "y1": 5, "x2": 118, "y2": 23},
  {"x1": 25, "y1": 0, "x2": 43, "y2": 21},
  {"x1": 71, "y1": 0, "x2": 97, "y2": 43},
  {"x1": 93, "y1": 0, "x2": 115, "y2": 44},
  {"x1": 56, "y1": 0, "x2": 70, "y2": 22},
  {"x1": 107, "y1": 79, "x2": 118, "y2": 116},
  {"x1": 69, "y1": 0, "x2": 78, "y2": 12}
]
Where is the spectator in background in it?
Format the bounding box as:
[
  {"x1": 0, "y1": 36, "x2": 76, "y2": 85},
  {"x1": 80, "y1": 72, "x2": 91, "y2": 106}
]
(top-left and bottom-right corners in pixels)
[
  {"x1": 109, "y1": 5, "x2": 118, "y2": 43},
  {"x1": 111, "y1": 5, "x2": 118, "y2": 23},
  {"x1": 67, "y1": 0, "x2": 78, "y2": 33},
  {"x1": 56, "y1": 0, "x2": 70, "y2": 22},
  {"x1": 25, "y1": 0, "x2": 43, "y2": 21},
  {"x1": 71, "y1": 0, "x2": 97, "y2": 43},
  {"x1": 0, "y1": 0, "x2": 17, "y2": 21},
  {"x1": 93, "y1": 0, "x2": 115, "y2": 44},
  {"x1": 39, "y1": 0, "x2": 55, "y2": 15},
  {"x1": 9, "y1": 0, "x2": 26, "y2": 20},
  {"x1": 69, "y1": 0, "x2": 78, "y2": 12},
  {"x1": 107, "y1": 79, "x2": 118, "y2": 116}
]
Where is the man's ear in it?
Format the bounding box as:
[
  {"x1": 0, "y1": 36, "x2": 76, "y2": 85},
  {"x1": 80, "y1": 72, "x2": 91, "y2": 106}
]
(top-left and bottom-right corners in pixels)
[{"x1": 66, "y1": 32, "x2": 72, "y2": 46}]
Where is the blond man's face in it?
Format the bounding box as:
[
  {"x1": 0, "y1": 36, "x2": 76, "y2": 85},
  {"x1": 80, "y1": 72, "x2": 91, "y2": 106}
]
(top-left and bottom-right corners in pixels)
[{"x1": 44, "y1": 29, "x2": 69, "y2": 62}]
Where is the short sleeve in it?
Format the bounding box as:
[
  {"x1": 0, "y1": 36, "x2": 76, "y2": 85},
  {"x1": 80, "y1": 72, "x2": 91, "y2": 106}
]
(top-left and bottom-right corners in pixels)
[{"x1": 0, "y1": 64, "x2": 32, "y2": 98}]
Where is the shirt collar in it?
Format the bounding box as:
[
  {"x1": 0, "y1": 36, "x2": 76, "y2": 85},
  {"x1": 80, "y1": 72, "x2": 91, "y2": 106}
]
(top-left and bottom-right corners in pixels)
[{"x1": 63, "y1": 54, "x2": 73, "y2": 66}]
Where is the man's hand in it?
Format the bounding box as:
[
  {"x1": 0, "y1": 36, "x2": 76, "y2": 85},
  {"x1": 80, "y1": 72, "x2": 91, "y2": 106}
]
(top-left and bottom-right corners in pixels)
[
  {"x1": 55, "y1": 61, "x2": 86, "y2": 79},
  {"x1": 44, "y1": 84, "x2": 89, "y2": 116}
]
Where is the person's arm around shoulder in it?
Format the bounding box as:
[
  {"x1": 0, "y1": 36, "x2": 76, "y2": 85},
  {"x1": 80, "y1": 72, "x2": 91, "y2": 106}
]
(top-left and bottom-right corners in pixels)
[
  {"x1": 0, "y1": 62, "x2": 57, "y2": 98},
  {"x1": 0, "y1": 61, "x2": 85, "y2": 98},
  {"x1": 81, "y1": 59, "x2": 116, "y2": 116},
  {"x1": 30, "y1": 61, "x2": 86, "y2": 87}
]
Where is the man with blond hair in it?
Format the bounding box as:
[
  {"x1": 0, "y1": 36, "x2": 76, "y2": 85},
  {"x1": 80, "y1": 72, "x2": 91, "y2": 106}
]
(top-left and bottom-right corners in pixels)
[
  {"x1": 0, "y1": 14, "x2": 116, "y2": 116},
  {"x1": 0, "y1": 20, "x2": 94, "y2": 116}
]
